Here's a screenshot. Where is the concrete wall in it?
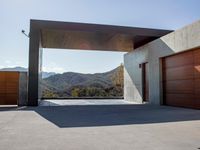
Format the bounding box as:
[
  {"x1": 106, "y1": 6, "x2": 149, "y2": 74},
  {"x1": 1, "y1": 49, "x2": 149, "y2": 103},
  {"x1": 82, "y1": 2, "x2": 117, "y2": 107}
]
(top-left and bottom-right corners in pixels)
[
  {"x1": 124, "y1": 20, "x2": 200, "y2": 104},
  {"x1": 124, "y1": 45, "x2": 148, "y2": 103},
  {"x1": 28, "y1": 22, "x2": 43, "y2": 106},
  {"x1": 18, "y1": 72, "x2": 28, "y2": 106}
]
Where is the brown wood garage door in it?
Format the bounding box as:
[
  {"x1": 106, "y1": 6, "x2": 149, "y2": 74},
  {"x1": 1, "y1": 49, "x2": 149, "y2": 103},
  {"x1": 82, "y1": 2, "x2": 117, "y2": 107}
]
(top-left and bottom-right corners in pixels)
[
  {"x1": 163, "y1": 48, "x2": 200, "y2": 109},
  {"x1": 0, "y1": 72, "x2": 19, "y2": 105}
]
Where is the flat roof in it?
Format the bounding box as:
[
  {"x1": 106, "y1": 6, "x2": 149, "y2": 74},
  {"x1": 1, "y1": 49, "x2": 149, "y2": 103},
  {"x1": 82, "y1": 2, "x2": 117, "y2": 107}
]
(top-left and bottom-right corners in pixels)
[{"x1": 30, "y1": 19, "x2": 173, "y2": 52}]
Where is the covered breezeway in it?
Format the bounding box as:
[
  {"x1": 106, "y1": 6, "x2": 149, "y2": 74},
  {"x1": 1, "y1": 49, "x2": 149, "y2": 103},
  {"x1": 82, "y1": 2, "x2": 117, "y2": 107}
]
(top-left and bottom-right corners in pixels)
[{"x1": 28, "y1": 19, "x2": 171, "y2": 106}]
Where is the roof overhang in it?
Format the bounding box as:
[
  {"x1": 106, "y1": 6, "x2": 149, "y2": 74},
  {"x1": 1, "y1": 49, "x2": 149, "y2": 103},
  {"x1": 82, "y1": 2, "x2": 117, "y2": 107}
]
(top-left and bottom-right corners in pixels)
[{"x1": 30, "y1": 19, "x2": 173, "y2": 52}]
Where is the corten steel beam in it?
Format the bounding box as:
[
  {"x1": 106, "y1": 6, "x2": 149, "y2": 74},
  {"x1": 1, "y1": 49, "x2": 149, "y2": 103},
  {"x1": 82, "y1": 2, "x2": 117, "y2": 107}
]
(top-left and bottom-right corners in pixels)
[{"x1": 28, "y1": 19, "x2": 172, "y2": 106}]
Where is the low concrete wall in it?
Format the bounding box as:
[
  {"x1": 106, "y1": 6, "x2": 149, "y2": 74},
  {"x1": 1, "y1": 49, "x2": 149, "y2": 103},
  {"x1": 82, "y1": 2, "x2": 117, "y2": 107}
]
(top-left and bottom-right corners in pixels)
[{"x1": 124, "y1": 20, "x2": 200, "y2": 104}]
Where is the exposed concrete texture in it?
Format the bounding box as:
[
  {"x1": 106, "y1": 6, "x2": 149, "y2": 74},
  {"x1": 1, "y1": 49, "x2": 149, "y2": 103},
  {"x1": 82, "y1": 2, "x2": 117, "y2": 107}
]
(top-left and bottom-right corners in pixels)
[
  {"x1": 124, "y1": 20, "x2": 200, "y2": 104},
  {"x1": 124, "y1": 45, "x2": 148, "y2": 103},
  {"x1": 42, "y1": 29, "x2": 134, "y2": 51},
  {"x1": 28, "y1": 24, "x2": 43, "y2": 106},
  {"x1": 18, "y1": 72, "x2": 28, "y2": 106},
  {"x1": 0, "y1": 105, "x2": 200, "y2": 150},
  {"x1": 35, "y1": 19, "x2": 171, "y2": 51}
]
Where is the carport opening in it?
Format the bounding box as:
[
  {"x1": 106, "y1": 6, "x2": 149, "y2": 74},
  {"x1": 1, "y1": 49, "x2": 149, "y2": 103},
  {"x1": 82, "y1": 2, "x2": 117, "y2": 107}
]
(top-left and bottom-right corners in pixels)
[
  {"x1": 27, "y1": 20, "x2": 172, "y2": 106},
  {"x1": 41, "y1": 48, "x2": 125, "y2": 100}
]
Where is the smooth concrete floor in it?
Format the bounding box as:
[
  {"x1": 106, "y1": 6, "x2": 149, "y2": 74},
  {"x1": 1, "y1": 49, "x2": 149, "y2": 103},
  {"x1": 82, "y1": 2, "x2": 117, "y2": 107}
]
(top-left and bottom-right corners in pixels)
[{"x1": 0, "y1": 104, "x2": 200, "y2": 150}]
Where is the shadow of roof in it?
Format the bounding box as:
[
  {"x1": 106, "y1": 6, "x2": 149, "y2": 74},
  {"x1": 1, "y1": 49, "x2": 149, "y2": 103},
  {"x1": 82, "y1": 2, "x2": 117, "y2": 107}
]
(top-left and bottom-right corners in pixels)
[{"x1": 3, "y1": 104, "x2": 198, "y2": 128}]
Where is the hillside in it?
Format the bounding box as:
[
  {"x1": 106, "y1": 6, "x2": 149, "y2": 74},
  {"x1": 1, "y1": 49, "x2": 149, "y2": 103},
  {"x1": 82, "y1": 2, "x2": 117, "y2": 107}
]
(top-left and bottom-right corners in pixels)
[
  {"x1": 42, "y1": 65, "x2": 124, "y2": 98},
  {"x1": 0, "y1": 66, "x2": 124, "y2": 98}
]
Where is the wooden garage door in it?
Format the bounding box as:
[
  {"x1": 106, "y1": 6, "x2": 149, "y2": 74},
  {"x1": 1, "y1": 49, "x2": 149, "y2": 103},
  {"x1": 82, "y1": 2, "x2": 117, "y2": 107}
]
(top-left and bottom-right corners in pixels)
[
  {"x1": 0, "y1": 72, "x2": 19, "y2": 105},
  {"x1": 163, "y1": 49, "x2": 200, "y2": 109}
]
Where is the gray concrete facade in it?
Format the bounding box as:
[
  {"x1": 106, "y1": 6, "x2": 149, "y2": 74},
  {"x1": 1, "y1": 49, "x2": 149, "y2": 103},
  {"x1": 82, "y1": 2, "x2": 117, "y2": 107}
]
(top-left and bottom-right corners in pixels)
[
  {"x1": 18, "y1": 72, "x2": 28, "y2": 106},
  {"x1": 28, "y1": 19, "x2": 170, "y2": 106},
  {"x1": 28, "y1": 21, "x2": 43, "y2": 106},
  {"x1": 124, "y1": 20, "x2": 200, "y2": 104}
]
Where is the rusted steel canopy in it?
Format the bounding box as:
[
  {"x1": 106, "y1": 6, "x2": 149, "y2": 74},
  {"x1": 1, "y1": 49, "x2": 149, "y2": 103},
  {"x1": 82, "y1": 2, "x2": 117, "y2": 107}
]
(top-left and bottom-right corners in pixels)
[{"x1": 30, "y1": 19, "x2": 172, "y2": 52}]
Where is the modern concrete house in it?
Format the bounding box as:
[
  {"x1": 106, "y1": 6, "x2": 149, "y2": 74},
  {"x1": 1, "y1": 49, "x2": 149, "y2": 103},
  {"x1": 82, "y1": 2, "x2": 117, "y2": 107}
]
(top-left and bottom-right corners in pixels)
[
  {"x1": 124, "y1": 20, "x2": 200, "y2": 109},
  {"x1": 26, "y1": 19, "x2": 200, "y2": 109}
]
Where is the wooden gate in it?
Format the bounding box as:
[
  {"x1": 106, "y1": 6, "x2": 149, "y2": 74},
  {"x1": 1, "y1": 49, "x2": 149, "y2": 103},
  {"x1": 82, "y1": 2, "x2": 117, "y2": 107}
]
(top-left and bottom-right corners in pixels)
[{"x1": 0, "y1": 72, "x2": 19, "y2": 105}]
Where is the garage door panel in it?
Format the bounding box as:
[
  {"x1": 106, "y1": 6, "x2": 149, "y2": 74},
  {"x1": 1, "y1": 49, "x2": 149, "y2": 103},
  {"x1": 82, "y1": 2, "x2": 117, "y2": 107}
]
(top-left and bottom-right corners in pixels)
[
  {"x1": 163, "y1": 49, "x2": 200, "y2": 109},
  {"x1": 0, "y1": 81, "x2": 6, "y2": 94},
  {"x1": 194, "y1": 49, "x2": 200, "y2": 79},
  {"x1": 194, "y1": 91, "x2": 200, "y2": 109},
  {"x1": 6, "y1": 94, "x2": 18, "y2": 105},
  {"x1": 6, "y1": 72, "x2": 19, "y2": 82},
  {"x1": 0, "y1": 94, "x2": 5, "y2": 105},
  {"x1": 163, "y1": 51, "x2": 194, "y2": 68},
  {"x1": 194, "y1": 79, "x2": 200, "y2": 106},
  {"x1": 6, "y1": 82, "x2": 19, "y2": 94},
  {"x1": 195, "y1": 99, "x2": 200, "y2": 109},
  {"x1": 164, "y1": 80, "x2": 194, "y2": 94},
  {"x1": 0, "y1": 73, "x2": 6, "y2": 81},
  {"x1": 194, "y1": 48, "x2": 200, "y2": 65},
  {"x1": 194, "y1": 65, "x2": 200, "y2": 78},
  {"x1": 164, "y1": 65, "x2": 194, "y2": 81},
  {"x1": 195, "y1": 79, "x2": 200, "y2": 90},
  {"x1": 0, "y1": 72, "x2": 18, "y2": 105},
  {"x1": 165, "y1": 94, "x2": 195, "y2": 108}
]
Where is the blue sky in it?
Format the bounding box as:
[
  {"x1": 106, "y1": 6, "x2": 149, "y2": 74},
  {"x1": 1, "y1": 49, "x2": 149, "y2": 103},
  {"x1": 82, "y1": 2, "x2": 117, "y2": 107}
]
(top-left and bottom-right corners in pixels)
[{"x1": 1, "y1": 0, "x2": 200, "y2": 73}]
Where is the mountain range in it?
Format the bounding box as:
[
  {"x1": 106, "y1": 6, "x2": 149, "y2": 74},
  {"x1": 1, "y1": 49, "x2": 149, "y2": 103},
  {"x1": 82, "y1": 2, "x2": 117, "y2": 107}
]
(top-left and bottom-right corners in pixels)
[
  {"x1": 42, "y1": 66, "x2": 123, "y2": 98},
  {"x1": 0, "y1": 66, "x2": 123, "y2": 98}
]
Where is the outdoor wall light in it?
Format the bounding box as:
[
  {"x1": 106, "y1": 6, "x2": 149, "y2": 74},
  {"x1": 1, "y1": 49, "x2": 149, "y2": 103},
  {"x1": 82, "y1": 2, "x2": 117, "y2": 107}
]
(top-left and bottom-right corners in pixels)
[{"x1": 21, "y1": 30, "x2": 29, "y2": 38}]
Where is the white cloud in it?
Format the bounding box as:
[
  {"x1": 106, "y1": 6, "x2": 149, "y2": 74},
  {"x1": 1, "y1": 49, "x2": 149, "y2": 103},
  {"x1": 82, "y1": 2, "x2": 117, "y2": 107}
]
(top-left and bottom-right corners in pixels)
[
  {"x1": 5, "y1": 60, "x2": 12, "y2": 64},
  {"x1": 0, "y1": 60, "x2": 25, "y2": 69},
  {"x1": 0, "y1": 65, "x2": 5, "y2": 69},
  {"x1": 42, "y1": 62, "x2": 65, "y2": 73}
]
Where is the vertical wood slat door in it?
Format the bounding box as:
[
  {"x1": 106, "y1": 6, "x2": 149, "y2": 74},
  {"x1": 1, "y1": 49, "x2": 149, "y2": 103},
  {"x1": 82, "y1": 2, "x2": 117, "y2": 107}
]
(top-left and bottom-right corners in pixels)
[
  {"x1": 0, "y1": 72, "x2": 6, "y2": 105},
  {"x1": 163, "y1": 48, "x2": 200, "y2": 109},
  {"x1": 0, "y1": 72, "x2": 19, "y2": 105}
]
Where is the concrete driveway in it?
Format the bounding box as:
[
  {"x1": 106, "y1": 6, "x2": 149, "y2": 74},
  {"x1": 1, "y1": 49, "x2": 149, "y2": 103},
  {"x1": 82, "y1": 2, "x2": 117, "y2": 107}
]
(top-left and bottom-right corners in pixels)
[{"x1": 0, "y1": 104, "x2": 200, "y2": 150}]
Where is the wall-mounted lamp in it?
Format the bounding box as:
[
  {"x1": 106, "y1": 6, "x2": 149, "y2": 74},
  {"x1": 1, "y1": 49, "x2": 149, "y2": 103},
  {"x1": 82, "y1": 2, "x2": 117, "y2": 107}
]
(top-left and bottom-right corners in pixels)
[{"x1": 21, "y1": 30, "x2": 29, "y2": 38}]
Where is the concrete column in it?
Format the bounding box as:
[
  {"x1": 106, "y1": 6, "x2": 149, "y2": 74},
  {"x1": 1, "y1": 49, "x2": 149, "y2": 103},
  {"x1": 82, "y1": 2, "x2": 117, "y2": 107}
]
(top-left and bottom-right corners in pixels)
[
  {"x1": 28, "y1": 25, "x2": 42, "y2": 106},
  {"x1": 148, "y1": 58, "x2": 161, "y2": 105},
  {"x1": 18, "y1": 72, "x2": 28, "y2": 106}
]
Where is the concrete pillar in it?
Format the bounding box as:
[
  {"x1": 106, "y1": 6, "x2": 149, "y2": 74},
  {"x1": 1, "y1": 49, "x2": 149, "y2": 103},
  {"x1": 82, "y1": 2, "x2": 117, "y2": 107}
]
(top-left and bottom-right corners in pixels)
[
  {"x1": 18, "y1": 72, "x2": 28, "y2": 106},
  {"x1": 28, "y1": 25, "x2": 42, "y2": 106}
]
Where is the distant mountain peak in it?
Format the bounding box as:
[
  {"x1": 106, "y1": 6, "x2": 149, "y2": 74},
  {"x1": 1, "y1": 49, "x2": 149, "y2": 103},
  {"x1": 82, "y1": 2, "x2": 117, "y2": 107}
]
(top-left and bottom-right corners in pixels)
[
  {"x1": 0, "y1": 66, "x2": 56, "y2": 78},
  {"x1": 0, "y1": 66, "x2": 27, "y2": 72},
  {"x1": 42, "y1": 65, "x2": 124, "y2": 98}
]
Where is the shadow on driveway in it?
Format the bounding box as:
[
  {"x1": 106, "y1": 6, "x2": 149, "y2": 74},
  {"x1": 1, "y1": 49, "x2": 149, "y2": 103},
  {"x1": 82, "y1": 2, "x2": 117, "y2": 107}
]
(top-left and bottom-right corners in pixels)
[{"x1": 1, "y1": 104, "x2": 200, "y2": 128}]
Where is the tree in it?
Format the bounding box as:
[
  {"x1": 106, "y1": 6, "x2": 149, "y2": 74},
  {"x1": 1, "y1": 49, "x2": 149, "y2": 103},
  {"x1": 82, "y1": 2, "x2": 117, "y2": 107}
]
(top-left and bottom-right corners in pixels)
[
  {"x1": 42, "y1": 90, "x2": 59, "y2": 98},
  {"x1": 111, "y1": 63, "x2": 124, "y2": 88},
  {"x1": 71, "y1": 88, "x2": 80, "y2": 97}
]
